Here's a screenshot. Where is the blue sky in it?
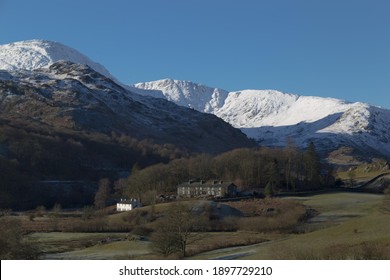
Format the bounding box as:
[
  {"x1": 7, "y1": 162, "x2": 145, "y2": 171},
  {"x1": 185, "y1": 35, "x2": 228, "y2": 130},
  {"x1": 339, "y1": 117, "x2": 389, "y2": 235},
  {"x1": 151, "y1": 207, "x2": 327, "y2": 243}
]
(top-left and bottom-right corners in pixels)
[{"x1": 1, "y1": 0, "x2": 390, "y2": 108}]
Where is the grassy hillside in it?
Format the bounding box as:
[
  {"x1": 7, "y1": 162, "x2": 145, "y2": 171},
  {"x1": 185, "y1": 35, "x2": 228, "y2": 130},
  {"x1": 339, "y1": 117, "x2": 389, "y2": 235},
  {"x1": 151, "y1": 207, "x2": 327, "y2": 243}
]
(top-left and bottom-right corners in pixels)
[
  {"x1": 337, "y1": 160, "x2": 389, "y2": 182},
  {"x1": 196, "y1": 192, "x2": 390, "y2": 260},
  {"x1": 5, "y1": 192, "x2": 388, "y2": 260}
]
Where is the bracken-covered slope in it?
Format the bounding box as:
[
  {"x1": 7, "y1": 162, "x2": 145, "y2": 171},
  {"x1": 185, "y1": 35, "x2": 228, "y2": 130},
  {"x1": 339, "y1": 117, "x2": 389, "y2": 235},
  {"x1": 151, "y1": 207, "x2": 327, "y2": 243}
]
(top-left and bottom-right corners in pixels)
[
  {"x1": 134, "y1": 79, "x2": 390, "y2": 159},
  {"x1": 0, "y1": 61, "x2": 254, "y2": 154}
]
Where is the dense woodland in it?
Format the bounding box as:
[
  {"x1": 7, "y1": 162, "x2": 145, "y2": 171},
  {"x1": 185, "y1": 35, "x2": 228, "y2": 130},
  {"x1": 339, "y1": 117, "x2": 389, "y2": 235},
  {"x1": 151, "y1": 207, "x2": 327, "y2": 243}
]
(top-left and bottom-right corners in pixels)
[
  {"x1": 0, "y1": 120, "x2": 186, "y2": 210},
  {"x1": 0, "y1": 117, "x2": 334, "y2": 210},
  {"x1": 117, "y1": 141, "x2": 335, "y2": 205}
]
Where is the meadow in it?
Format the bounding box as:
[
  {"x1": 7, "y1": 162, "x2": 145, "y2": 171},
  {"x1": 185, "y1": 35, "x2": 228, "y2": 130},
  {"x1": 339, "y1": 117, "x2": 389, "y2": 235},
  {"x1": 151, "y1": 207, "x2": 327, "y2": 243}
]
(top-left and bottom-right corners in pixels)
[
  {"x1": 192, "y1": 192, "x2": 389, "y2": 260},
  {"x1": 2, "y1": 191, "x2": 388, "y2": 260}
]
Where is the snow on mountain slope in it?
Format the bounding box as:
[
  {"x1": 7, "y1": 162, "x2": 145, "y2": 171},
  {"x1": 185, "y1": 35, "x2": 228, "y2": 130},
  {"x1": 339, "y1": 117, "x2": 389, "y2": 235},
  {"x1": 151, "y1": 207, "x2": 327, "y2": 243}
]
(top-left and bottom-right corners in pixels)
[
  {"x1": 133, "y1": 79, "x2": 229, "y2": 113},
  {"x1": 133, "y1": 79, "x2": 354, "y2": 129},
  {"x1": 215, "y1": 90, "x2": 300, "y2": 127},
  {"x1": 2, "y1": 40, "x2": 389, "y2": 158},
  {"x1": 0, "y1": 40, "x2": 115, "y2": 80},
  {"x1": 134, "y1": 79, "x2": 390, "y2": 158},
  {"x1": 0, "y1": 61, "x2": 254, "y2": 154}
]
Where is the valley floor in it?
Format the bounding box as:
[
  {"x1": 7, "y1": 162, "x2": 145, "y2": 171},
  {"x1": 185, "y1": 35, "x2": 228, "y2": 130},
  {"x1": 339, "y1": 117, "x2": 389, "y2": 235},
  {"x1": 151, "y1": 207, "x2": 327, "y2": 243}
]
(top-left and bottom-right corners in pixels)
[
  {"x1": 190, "y1": 193, "x2": 389, "y2": 260},
  {"x1": 24, "y1": 192, "x2": 389, "y2": 260}
]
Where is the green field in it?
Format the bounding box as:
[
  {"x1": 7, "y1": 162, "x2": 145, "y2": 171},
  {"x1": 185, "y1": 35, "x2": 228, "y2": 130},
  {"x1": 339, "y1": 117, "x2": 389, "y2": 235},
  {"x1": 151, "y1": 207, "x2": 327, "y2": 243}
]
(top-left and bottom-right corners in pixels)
[
  {"x1": 18, "y1": 192, "x2": 390, "y2": 260},
  {"x1": 46, "y1": 240, "x2": 151, "y2": 260},
  {"x1": 336, "y1": 161, "x2": 389, "y2": 182},
  {"x1": 27, "y1": 232, "x2": 153, "y2": 259},
  {"x1": 191, "y1": 192, "x2": 390, "y2": 260}
]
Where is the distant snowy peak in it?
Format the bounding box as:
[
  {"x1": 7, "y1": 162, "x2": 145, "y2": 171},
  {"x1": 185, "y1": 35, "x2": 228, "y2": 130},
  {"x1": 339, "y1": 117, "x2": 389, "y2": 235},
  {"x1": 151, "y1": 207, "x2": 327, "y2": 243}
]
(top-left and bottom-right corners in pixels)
[
  {"x1": 133, "y1": 79, "x2": 349, "y2": 126},
  {"x1": 215, "y1": 90, "x2": 300, "y2": 127},
  {"x1": 133, "y1": 79, "x2": 390, "y2": 158},
  {"x1": 0, "y1": 40, "x2": 114, "y2": 80},
  {"x1": 216, "y1": 92, "x2": 357, "y2": 128},
  {"x1": 134, "y1": 79, "x2": 229, "y2": 113},
  {"x1": 133, "y1": 79, "x2": 360, "y2": 128},
  {"x1": 0, "y1": 60, "x2": 254, "y2": 154}
]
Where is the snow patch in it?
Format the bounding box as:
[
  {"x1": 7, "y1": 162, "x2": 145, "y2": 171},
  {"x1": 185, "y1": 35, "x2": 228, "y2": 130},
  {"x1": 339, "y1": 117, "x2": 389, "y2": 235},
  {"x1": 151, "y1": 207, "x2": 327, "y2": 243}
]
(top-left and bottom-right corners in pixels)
[
  {"x1": 134, "y1": 79, "x2": 390, "y2": 156},
  {"x1": 0, "y1": 40, "x2": 114, "y2": 80}
]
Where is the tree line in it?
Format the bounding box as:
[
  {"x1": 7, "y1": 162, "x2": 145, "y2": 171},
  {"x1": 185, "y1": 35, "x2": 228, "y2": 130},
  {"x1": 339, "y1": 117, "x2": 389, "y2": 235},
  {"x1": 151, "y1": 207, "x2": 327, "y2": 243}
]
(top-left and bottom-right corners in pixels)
[
  {"x1": 0, "y1": 114, "x2": 334, "y2": 210},
  {"x1": 0, "y1": 121, "x2": 187, "y2": 210},
  {"x1": 116, "y1": 141, "x2": 335, "y2": 203}
]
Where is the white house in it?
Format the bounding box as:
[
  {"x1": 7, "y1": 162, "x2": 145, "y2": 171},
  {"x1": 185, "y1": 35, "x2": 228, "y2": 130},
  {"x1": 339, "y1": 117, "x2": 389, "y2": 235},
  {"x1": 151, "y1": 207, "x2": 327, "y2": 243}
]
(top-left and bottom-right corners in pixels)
[{"x1": 116, "y1": 198, "x2": 141, "y2": 212}]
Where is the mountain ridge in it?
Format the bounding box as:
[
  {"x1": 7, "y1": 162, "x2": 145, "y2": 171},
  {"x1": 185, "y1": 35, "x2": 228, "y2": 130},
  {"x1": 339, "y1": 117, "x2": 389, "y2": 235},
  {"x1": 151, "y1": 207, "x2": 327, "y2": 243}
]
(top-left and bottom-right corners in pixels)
[
  {"x1": 133, "y1": 78, "x2": 229, "y2": 113},
  {"x1": 1, "y1": 39, "x2": 389, "y2": 160},
  {"x1": 134, "y1": 79, "x2": 390, "y2": 159},
  {"x1": 0, "y1": 59, "x2": 254, "y2": 154}
]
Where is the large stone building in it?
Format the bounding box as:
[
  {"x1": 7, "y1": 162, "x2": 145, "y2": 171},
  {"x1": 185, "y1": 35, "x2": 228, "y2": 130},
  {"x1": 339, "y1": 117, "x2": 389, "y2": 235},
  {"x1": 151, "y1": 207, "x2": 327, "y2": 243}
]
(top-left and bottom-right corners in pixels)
[{"x1": 177, "y1": 180, "x2": 237, "y2": 198}]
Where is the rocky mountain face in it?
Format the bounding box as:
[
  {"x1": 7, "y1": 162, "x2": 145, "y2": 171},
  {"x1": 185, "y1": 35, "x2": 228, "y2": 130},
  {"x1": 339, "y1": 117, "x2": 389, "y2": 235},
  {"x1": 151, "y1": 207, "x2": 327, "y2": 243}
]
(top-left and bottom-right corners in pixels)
[
  {"x1": 2, "y1": 39, "x2": 390, "y2": 161},
  {"x1": 0, "y1": 61, "x2": 254, "y2": 154},
  {"x1": 134, "y1": 79, "x2": 390, "y2": 160},
  {"x1": 133, "y1": 79, "x2": 229, "y2": 113}
]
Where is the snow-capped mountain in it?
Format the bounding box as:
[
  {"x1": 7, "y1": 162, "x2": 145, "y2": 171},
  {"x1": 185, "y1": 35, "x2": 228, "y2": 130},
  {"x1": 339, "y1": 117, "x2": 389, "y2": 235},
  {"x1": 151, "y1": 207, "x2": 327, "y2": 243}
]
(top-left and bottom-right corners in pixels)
[
  {"x1": 0, "y1": 60, "x2": 253, "y2": 154},
  {"x1": 134, "y1": 79, "x2": 229, "y2": 113},
  {"x1": 134, "y1": 79, "x2": 390, "y2": 159},
  {"x1": 2, "y1": 39, "x2": 389, "y2": 159},
  {"x1": 0, "y1": 40, "x2": 115, "y2": 80}
]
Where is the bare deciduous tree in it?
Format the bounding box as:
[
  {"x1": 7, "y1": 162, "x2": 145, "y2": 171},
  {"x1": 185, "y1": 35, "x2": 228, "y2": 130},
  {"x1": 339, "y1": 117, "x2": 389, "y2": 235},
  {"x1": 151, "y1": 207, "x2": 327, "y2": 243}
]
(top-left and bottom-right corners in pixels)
[{"x1": 151, "y1": 203, "x2": 203, "y2": 258}]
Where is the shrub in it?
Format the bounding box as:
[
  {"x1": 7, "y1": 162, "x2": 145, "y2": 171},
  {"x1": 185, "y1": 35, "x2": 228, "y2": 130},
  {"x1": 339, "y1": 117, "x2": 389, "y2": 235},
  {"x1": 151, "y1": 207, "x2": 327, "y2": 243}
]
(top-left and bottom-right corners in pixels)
[
  {"x1": 131, "y1": 226, "x2": 153, "y2": 237},
  {"x1": 0, "y1": 218, "x2": 40, "y2": 259}
]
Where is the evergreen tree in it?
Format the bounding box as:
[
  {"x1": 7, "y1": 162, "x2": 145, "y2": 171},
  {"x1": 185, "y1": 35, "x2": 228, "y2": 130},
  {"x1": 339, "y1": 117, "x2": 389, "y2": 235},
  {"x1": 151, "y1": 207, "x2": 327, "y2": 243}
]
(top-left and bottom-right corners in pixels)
[
  {"x1": 265, "y1": 159, "x2": 281, "y2": 196},
  {"x1": 264, "y1": 181, "x2": 275, "y2": 197},
  {"x1": 284, "y1": 138, "x2": 299, "y2": 192},
  {"x1": 94, "y1": 178, "x2": 111, "y2": 209},
  {"x1": 125, "y1": 163, "x2": 144, "y2": 201},
  {"x1": 303, "y1": 141, "x2": 322, "y2": 188}
]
